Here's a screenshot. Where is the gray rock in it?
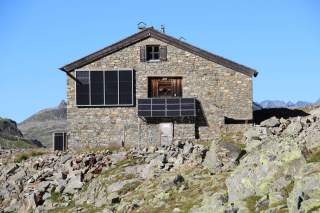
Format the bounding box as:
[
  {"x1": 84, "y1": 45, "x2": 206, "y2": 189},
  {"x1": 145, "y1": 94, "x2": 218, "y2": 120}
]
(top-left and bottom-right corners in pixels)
[
  {"x1": 283, "y1": 118, "x2": 303, "y2": 136},
  {"x1": 260, "y1": 117, "x2": 280, "y2": 128},
  {"x1": 203, "y1": 140, "x2": 242, "y2": 173},
  {"x1": 226, "y1": 137, "x2": 306, "y2": 202},
  {"x1": 287, "y1": 162, "x2": 320, "y2": 213}
]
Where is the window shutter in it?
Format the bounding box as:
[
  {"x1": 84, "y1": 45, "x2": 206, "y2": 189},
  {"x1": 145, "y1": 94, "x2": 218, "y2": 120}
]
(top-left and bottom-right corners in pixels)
[
  {"x1": 160, "y1": 46, "x2": 167, "y2": 61},
  {"x1": 140, "y1": 46, "x2": 146, "y2": 62}
]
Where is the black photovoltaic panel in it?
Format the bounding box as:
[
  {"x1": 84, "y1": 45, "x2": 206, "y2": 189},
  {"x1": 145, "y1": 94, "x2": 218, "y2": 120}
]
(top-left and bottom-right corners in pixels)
[
  {"x1": 119, "y1": 70, "x2": 133, "y2": 105},
  {"x1": 167, "y1": 110, "x2": 180, "y2": 117},
  {"x1": 137, "y1": 98, "x2": 196, "y2": 118},
  {"x1": 152, "y1": 111, "x2": 165, "y2": 117},
  {"x1": 138, "y1": 110, "x2": 151, "y2": 117},
  {"x1": 138, "y1": 105, "x2": 151, "y2": 111},
  {"x1": 167, "y1": 99, "x2": 180, "y2": 104},
  {"x1": 152, "y1": 105, "x2": 166, "y2": 110},
  {"x1": 76, "y1": 71, "x2": 90, "y2": 105},
  {"x1": 138, "y1": 99, "x2": 151, "y2": 104},
  {"x1": 105, "y1": 71, "x2": 118, "y2": 105},
  {"x1": 90, "y1": 71, "x2": 104, "y2": 105},
  {"x1": 181, "y1": 98, "x2": 195, "y2": 104},
  {"x1": 167, "y1": 104, "x2": 180, "y2": 110},
  {"x1": 152, "y1": 99, "x2": 165, "y2": 104}
]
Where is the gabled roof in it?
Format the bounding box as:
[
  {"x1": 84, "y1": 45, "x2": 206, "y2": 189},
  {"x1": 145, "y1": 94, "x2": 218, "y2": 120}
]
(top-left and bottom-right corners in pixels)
[{"x1": 60, "y1": 27, "x2": 258, "y2": 77}]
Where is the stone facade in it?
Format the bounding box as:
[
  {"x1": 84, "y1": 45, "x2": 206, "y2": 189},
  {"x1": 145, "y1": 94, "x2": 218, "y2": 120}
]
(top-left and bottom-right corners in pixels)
[{"x1": 66, "y1": 37, "x2": 253, "y2": 147}]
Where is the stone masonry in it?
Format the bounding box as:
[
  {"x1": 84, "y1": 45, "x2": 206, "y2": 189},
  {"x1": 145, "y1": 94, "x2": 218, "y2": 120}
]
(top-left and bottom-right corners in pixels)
[{"x1": 66, "y1": 37, "x2": 253, "y2": 147}]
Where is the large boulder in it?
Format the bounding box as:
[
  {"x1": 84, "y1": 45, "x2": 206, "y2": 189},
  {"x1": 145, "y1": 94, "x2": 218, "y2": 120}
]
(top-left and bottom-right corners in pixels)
[
  {"x1": 287, "y1": 162, "x2": 320, "y2": 213},
  {"x1": 226, "y1": 136, "x2": 306, "y2": 202},
  {"x1": 203, "y1": 140, "x2": 242, "y2": 173},
  {"x1": 260, "y1": 117, "x2": 280, "y2": 128}
]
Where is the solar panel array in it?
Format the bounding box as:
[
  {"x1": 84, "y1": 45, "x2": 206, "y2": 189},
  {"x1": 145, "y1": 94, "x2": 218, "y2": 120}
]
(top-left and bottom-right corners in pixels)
[
  {"x1": 138, "y1": 98, "x2": 196, "y2": 117},
  {"x1": 76, "y1": 70, "x2": 133, "y2": 106}
]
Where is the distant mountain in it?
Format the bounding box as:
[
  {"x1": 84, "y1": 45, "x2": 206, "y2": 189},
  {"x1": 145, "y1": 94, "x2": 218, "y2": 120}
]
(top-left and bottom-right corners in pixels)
[
  {"x1": 258, "y1": 100, "x2": 312, "y2": 109},
  {"x1": 0, "y1": 117, "x2": 43, "y2": 149},
  {"x1": 18, "y1": 100, "x2": 67, "y2": 147}
]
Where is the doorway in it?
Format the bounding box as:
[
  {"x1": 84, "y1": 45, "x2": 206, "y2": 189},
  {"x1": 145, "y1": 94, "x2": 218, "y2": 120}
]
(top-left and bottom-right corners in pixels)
[{"x1": 159, "y1": 123, "x2": 173, "y2": 145}]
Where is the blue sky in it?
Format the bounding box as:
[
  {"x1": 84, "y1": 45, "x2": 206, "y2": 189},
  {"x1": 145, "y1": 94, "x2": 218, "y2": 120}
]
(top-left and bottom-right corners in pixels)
[{"x1": 1, "y1": 0, "x2": 320, "y2": 122}]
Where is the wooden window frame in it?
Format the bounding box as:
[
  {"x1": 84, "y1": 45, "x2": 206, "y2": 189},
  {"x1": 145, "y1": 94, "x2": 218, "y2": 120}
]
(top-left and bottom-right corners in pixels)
[{"x1": 146, "y1": 45, "x2": 160, "y2": 61}]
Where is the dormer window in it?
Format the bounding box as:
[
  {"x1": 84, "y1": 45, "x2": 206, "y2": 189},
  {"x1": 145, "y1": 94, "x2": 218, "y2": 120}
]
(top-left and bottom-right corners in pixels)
[
  {"x1": 140, "y1": 45, "x2": 167, "y2": 62},
  {"x1": 146, "y1": 45, "x2": 160, "y2": 61}
]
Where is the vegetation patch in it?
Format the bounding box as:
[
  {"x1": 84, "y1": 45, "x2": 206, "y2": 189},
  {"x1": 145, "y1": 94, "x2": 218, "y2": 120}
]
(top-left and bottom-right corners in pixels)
[
  {"x1": 14, "y1": 149, "x2": 47, "y2": 163},
  {"x1": 306, "y1": 147, "x2": 320, "y2": 163},
  {"x1": 244, "y1": 195, "x2": 262, "y2": 212}
]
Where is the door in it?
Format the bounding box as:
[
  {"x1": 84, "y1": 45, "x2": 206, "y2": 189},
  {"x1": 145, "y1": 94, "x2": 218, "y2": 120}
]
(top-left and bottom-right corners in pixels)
[{"x1": 159, "y1": 123, "x2": 173, "y2": 145}]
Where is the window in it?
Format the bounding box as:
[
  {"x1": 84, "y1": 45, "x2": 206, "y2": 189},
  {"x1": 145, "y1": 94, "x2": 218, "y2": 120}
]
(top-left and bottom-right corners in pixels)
[
  {"x1": 148, "y1": 77, "x2": 182, "y2": 98},
  {"x1": 75, "y1": 70, "x2": 134, "y2": 106},
  {"x1": 146, "y1": 45, "x2": 160, "y2": 61}
]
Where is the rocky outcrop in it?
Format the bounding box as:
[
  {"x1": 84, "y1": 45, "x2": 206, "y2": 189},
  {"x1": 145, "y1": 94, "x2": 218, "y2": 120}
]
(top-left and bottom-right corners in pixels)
[{"x1": 0, "y1": 117, "x2": 44, "y2": 149}]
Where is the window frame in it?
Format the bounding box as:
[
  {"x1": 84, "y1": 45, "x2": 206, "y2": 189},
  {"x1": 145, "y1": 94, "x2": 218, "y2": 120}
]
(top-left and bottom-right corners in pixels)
[
  {"x1": 146, "y1": 45, "x2": 160, "y2": 61},
  {"x1": 74, "y1": 69, "x2": 134, "y2": 107}
]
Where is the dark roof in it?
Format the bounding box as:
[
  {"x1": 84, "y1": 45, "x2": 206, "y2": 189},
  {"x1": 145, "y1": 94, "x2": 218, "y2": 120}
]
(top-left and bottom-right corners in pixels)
[{"x1": 60, "y1": 27, "x2": 258, "y2": 77}]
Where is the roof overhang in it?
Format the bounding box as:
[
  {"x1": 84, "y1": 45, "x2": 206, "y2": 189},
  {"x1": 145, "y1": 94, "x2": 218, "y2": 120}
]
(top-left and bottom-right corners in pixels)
[{"x1": 60, "y1": 27, "x2": 258, "y2": 77}]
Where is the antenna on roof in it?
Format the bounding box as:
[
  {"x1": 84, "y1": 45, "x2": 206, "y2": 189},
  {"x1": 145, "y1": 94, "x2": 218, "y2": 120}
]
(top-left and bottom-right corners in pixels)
[
  {"x1": 137, "y1": 22, "x2": 147, "y2": 31},
  {"x1": 160, "y1": 24, "x2": 165, "y2": 33},
  {"x1": 179, "y1": 36, "x2": 186, "y2": 41}
]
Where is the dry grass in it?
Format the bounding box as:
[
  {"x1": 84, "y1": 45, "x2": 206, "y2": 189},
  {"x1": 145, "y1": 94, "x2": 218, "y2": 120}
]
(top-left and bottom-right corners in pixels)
[{"x1": 14, "y1": 149, "x2": 47, "y2": 163}]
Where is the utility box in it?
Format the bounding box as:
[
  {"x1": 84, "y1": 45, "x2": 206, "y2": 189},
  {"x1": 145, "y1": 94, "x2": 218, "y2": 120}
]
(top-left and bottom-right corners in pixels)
[{"x1": 53, "y1": 132, "x2": 67, "y2": 151}]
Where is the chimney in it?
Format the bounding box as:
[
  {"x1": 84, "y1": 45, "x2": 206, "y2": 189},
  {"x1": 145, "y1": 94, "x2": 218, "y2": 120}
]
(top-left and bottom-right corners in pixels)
[
  {"x1": 160, "y1": 24, "x2": 165, "y2": 33},
  {"x1": 137, "y1": 22, "x2": 147, "y2": 31}
]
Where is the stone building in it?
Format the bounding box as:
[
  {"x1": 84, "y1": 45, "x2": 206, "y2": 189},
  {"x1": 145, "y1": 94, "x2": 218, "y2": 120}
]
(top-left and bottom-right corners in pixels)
[{"x1": 60, "y1": 27, "x2": 258, "y2": 147}]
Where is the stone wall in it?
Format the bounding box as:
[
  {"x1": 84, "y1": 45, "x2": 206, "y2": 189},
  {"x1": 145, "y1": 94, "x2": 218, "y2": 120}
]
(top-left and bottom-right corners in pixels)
[{"x1": 66, "y1": 37, "x2": 253, "y2": 147}]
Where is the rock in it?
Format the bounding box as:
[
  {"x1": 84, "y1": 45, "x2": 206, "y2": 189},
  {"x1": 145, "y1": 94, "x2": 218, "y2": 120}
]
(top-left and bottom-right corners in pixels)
[
  {"x1": 203, "y1": 140, "x2": 242, "y2": 173},
  {"x1": 108, "y1": 193, "x2": 121, "y2": 204},
  {"x1": 63, "y1": 175, "x2": 83, "y2": 194},
  {"x1": 190, "y1": 191, "x2": 227, "y2": 213},
  {"x1": 287, "y1": 162, "x2": 320, "y2": 213},
  {"x1": 283, "y1": 117, "x2": 303, "y2": 136},
  {"x1": 183, "y1": 141, "x2": 194, "y2": 154},
  {"x1": 160, "y1": 174, "x2": 184, "y2": 190},
  {"x1": 60, "y1": 154, "x2": 72, "y2": 164},
  {"x1": 260, "y1": 117, "x2": 280, "y2": 127},
  {"x1": 226, "y1": 137, "x2": 306, "y2": 202},
  {"x1": 5, "y1": 164, "x2": 19, "y2": 177}
]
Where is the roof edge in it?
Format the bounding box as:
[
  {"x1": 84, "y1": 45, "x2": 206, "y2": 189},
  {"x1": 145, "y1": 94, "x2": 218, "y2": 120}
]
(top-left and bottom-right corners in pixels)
[{"x1": 60, "y1": 27, "x2": 258, "y2": 77}]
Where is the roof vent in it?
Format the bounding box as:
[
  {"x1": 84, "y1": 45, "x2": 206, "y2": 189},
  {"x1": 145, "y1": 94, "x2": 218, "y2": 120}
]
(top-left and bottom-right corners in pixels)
[
  {"x1": 160, "y1": 24, "x2": 165, "y2": 33},
  {"x1": 137, "y1": 22, "x2": 147, "y2": 31}
]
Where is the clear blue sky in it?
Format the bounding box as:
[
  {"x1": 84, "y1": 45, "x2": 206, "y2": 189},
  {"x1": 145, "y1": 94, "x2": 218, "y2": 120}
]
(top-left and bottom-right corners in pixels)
[{"x1": 1, "y1": 0, "x2": 320, "y2": 122}]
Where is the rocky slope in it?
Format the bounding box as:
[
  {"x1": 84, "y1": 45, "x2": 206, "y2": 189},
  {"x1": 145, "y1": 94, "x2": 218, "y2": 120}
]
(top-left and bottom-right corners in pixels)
[
  {"x1": 18, "y1": 101, "x2": 67, "y2": 147},
  {"x1": 1, "y1": 106, "x2": 320, "y2": 213},
  {"x1": 0, "y1": 118, "x2": 43, "y2": 149}
]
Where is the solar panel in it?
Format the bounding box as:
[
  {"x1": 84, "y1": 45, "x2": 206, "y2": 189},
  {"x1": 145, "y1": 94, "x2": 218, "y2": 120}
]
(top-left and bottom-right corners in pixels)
[
  {"x1": 119, "y1": 70, "x2": 133, "y2": 105},
  {"x1": 105, "y1": 71, "x2": 118, "y2": 105},
  {"x1": 90, "y1": 71, "x2": 104, "y2": 105},
  {"x1": 76, "y1": 71, "x2": 90, "y2": 105},
  {"x1": 137, "y1": 98, "x2": 196, "y2": 118}
]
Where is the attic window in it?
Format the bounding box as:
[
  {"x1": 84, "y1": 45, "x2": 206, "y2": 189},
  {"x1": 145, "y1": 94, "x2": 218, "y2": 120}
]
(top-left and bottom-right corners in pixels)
[
  {"x1": 147, "y1": 45, "x2": 160, "y2": 61},
  {"x1": 140, "y1": 45, "x2": 167, "y2": 62}
]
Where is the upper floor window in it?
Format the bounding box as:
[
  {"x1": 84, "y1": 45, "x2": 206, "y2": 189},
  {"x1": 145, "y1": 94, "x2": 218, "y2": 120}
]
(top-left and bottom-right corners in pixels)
[
  {"x1": 140, "y1": 45, "x2": 167, "y2": 62},
  {"x1": 146, "y1": 45, "x2": 160, "y2": 61}
]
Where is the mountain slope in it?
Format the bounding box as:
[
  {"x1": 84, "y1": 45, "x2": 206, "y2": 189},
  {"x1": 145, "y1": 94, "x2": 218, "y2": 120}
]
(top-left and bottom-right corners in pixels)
[
  {"x1": 0, "y1": 118, "x2": 43, "y2": 149},
  {"x1": 18, "y1": 101, "x2": 67, "y2": 147}
]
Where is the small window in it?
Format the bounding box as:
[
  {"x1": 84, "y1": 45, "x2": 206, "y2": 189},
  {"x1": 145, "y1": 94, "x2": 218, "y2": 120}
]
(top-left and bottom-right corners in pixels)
[{"x1": 146, "y1": 45, "x2": 160, "y2": 61}]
